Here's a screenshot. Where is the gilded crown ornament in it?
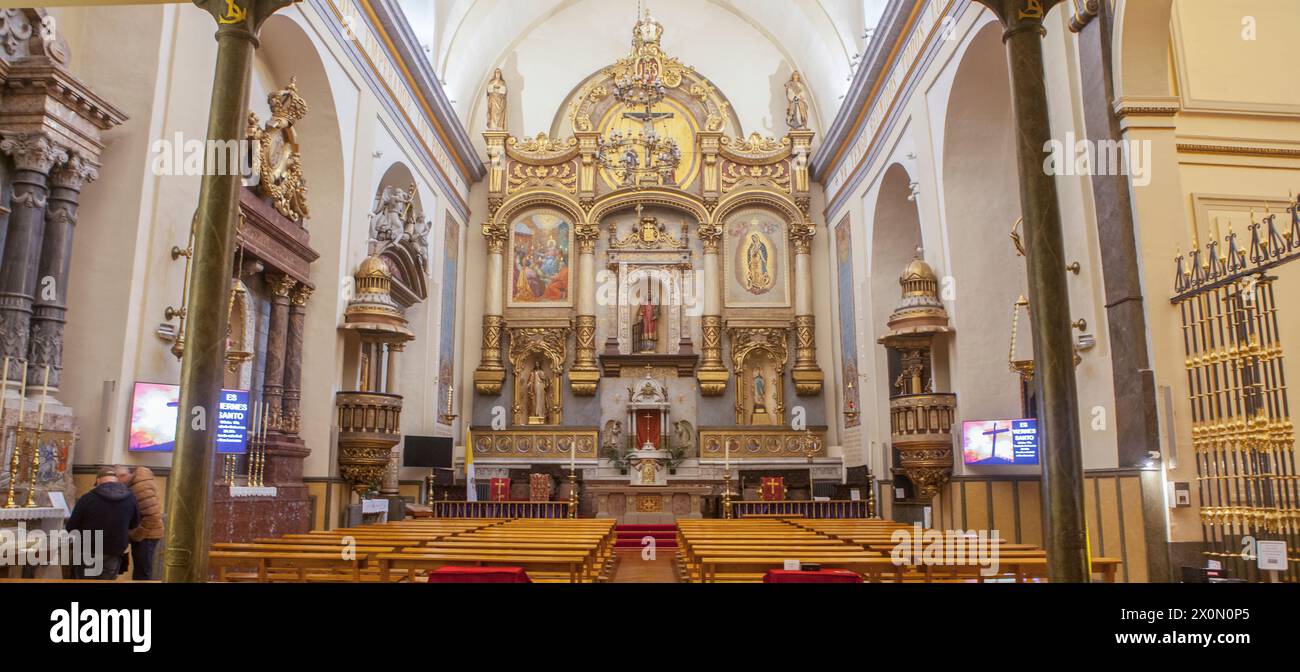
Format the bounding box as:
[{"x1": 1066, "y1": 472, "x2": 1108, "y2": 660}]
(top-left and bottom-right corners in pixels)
[{"x1": 247, "y1": 77, "x2": 310, "y2": 222}]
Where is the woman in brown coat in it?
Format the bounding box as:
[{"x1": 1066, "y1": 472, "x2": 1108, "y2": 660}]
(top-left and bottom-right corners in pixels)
[{"x1": 118, "y1": 465, "x2": 163, "y2": 579}]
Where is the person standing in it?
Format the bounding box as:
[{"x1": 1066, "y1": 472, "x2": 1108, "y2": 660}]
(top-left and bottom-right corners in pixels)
[
  {"x1": 65, "y1": 466, "x2": 140, "y2": 580},
  {"x1": 117, "y1": 465, "x2": 164, "y2": 580}
]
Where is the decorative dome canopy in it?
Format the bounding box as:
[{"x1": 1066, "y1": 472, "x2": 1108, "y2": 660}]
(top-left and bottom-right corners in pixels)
[
  {"x1": 881, "y1": 247, "x2": 952, "y2": 340},
  {"x1": 343, "y1": 253, "x2": 412, "y2": 337}
]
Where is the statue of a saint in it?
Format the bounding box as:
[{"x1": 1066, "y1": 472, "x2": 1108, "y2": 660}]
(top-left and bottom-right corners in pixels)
[
  {"x1": 486, "y1": 68, "x2": 508, "y2": 131},
  {"x1": 525, "y1": 363, "x2": 549, "y2": 420},
  {"x1": 785, "y1": 71, "x2": 810, "y2": 130},
  {"x1": 633, "y1": 289, "x2": 658, "y2": 352},
  {"x1": 369, "y1": 185, "x2": 409, "y2": 245},
  {"x1": 753, "y1": 370, "x2": 767, "y2": 408}
]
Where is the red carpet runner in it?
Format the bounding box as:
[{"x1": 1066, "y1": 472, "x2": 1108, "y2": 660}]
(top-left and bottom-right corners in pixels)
[{"x1": 613, "y1": 524, "x2": 678, "y2": 550}]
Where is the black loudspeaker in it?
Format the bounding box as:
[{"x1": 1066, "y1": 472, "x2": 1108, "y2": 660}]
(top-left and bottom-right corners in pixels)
[{"x1": 404, "y1": 436, "x2": 453, "y2": 468}]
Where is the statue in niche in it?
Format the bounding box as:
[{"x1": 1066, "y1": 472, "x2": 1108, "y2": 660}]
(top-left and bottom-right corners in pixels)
[
  {"x1": 370, "y1": 185, "x2": 411, "y2": 245},
  {"x1": 633, "y1": 284, "x2": 659, "y2": 353},
  {"x1": 524, "y1": 359, "x2": 550, "y2": 422},
  {"x1": 486, "y1": 68, "x2": 508, "y2": 131},
  {"x1": 785, "y1": 71, "x2": 810, "y2": 130},
  {"x1": 753, "y1": 369, "x2": 768, "y2": 409}
]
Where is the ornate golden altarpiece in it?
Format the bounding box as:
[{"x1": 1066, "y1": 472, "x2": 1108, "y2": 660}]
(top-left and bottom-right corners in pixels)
[{"x1": 469, "y1": 14, "x2": 832, "y2": 507}]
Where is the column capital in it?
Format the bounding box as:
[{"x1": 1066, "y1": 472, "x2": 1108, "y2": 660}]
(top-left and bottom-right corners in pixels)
[
  {"x1": 194, "y1": 0, "x2": 295, "y2": 40},
  {"x1": 789, "y1": 222, "x2": 815, "y2": 255},
  {"x1": 50, "y1": 152, "x2": 100, "y2": 191},
  {"x1": 267, "y1": 272, "x2": 296, "y2": 299},
  {"x1": 290, "y1": 283, "x2": 313, "y2": 306},
  {"x1": 969, "y1": 0, "x2": 1065, "y2": 35},
  {"x1": 0, "y1": 133, "x2": 67, "y2": 174}
]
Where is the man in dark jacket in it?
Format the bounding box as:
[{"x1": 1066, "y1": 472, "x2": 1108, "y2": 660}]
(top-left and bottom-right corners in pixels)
[{"x1": 66, "y1": 466, "x2": 141, "y2": 580}]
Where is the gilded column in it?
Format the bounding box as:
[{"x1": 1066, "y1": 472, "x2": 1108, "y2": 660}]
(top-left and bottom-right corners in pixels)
[
  {"x1": 0, "y1": 133, "x2": 66, "y2": 386},
  {"x1": 262, "y1": 273, "x2": 294, "y2": 430},
  {"x1": 28, "y1": 152, "x2": 97, "y2": 390},
  {"x1": 570, "y1": 225, "x2": 599, "y2": 395},
  {"x1": 696, "y1": 223, "x2": 727, "y2": 395},
  {"x1": 791, "y1": 223, "x2": 823, "y2": 395},
  {"x1": 384, "y1": 342, "x2": 403, "y2": 394},
  {"x1": 282, "y1": 283, "x2": 312, "y2": 434},
  {"x1": 474, "y1": 224, "x2": 506, "y2": 394}
]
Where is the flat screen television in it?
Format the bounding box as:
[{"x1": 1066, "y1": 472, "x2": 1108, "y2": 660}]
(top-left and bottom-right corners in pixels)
[
  {"x1": 129, "y1": 382, "x2": 250, "y2": 453},
  {"x1": 961, "y1": 418, "x2": 1038, "y2": 466}
]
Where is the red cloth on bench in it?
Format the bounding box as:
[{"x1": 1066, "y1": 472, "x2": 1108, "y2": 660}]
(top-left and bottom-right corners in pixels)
[
  {"x1": 763, "y1": 569, "x2": 862, "y2": 583},
  {"x1": 426, "y1": 566, "x2": 532, "y2": 583}
]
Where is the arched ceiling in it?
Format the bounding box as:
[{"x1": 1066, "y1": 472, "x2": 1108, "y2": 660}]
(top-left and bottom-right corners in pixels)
[{"x1": 399, "y1": 0, "x2": 891, "y2": 140}]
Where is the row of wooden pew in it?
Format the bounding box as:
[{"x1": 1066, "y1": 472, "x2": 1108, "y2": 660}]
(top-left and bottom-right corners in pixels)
[
  {"x1": 677, "y1": 518, "x2": 1122, "y2": 583},
  {"x1": 209, "y1": 518, "x2": 616, "y2": 583}
]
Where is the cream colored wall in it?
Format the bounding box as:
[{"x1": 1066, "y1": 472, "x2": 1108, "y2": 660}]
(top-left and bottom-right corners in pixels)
[
  {"x1": 50, "y1": 3, "x2": 473, "y2": 496},
  {"x1": 1126, "y1": 0, "x2": 1300, "y2": 544},
  {"x1": 819, "y1": 3, "x2": 1124, "y2": 482}
]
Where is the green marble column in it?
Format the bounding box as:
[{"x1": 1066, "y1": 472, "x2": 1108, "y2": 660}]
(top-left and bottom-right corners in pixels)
[
  {"x1": 162, "y1": 0, "x2": 293, "y2": 583},
  {"x1": 971, "y1": 0, "x2": 1088, "y2": 582}
]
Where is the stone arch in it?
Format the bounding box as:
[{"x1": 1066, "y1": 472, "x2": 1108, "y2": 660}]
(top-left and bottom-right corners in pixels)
[
  {"x1": 940, "y1": 18, "x2": 1026, "y2": 428},
  {"x1": 867, "y1": 162, "x2": 925, "y2": 434},
  {"x1": 714, "y1": 189, "x2": 805, "y2": 230},
  {"x1": 495, "y1": 190, "x2": 586, "y2": 233},
  {"x1": 254, "y1": 14, "x2": 347, "y2": 478},
  {"x1": 588, "y1": 189, "x2": 710, "y2": 229},
  {"x1": 1110, "y1": 0, "x2": 1175, "y2": 103}
]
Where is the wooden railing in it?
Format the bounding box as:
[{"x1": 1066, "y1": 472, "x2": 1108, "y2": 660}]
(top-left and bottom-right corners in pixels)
[
  {"x1": 431, "y1": 501, "x2": 572, "y2": 519},
  {"x1": 729, "y1": 500, "x2": 873, "y2": 519}
]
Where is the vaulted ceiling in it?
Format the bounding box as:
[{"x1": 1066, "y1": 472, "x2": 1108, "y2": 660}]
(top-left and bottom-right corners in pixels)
[{"x1": 399, "y1": 0, "x2": 891, "y2": 138}]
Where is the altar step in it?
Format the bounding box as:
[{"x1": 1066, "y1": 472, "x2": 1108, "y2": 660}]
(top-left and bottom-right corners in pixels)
[{"x1": 613, "y1": 524, "x2": 678, "y2": 550}]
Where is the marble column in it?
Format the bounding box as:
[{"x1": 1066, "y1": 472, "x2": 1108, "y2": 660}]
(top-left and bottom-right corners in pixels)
[
  {"x1": 570, "y1": 229, "x2": 599, "y2": 395},
  {"x1": 282, "y1": 283, "x2": 312, "y2": 434},
  {"x1": 696, "y1": 224, "x2": 727, "y2": 395},
  {"x1": 790, "y1": 225, "x2": 823, "y2": 395},
  {"x1": 972, "y1": 0, "x2": 1086, "y2": 582},
  {"x1": 26, "y1": 153, "x2": 97, "y2": 390},
  {"x1": 384, "y1": 342, "x2": 403, "y2": 394},
  {"x1": 474, "y1": 230, "x2": 506, "y2": 393},
  {"x1": 0, "y1": 133, "x2": 66, "y2": 387},
  {"x1": 262, "y1": 273, "x2": 294, "y2": 431}
]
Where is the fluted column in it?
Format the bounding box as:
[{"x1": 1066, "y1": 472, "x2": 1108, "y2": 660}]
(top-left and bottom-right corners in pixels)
[
  {"x1": 696, "y1": 223, "x2": 727, "y2": 395},
  {"x1": 474, "y1": 227, "x2": 506, "y2": 394},
  {"x1": 262, "y1": 273, "x2": 294, "y2": 430},
  {"x1": 25, "y1": 153, "x2": 97, "y2": 390},
  {"x1": 790, "y1": 224, "x2": 823, "y2": 396},
  {"x1": 282, "y1": 283, "x2": 312, "y2": 434},
  {"x1": 570, "y1": 227, "x2": 599, "y2": 395},
  {"x1": 0, "y1": 133, "x2": 66, "y2": 388}
]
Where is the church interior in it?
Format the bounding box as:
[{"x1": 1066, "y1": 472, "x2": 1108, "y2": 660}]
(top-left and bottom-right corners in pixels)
[{"x1": 1, "y1": 0, "x2": 1298, "y2": 589}]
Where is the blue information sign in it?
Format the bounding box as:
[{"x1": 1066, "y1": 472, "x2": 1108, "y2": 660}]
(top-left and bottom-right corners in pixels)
[{"x1": 215, "y1": 389, "x2": 250, "y2": 454}]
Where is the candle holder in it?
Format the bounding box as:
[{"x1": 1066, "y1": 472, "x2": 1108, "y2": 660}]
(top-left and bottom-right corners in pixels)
[
  {"x1": 4, "y1": 359, "x2": 28, "y2": 509},
  {"x1": 439, "y1": 384, "x2": 458, "y2": 425},
  {"x1": 25, "y1": 365, "x2": 50, "y2": 507},
  {"x1": 567, "y1": 471, "x2": 578, "y2": 519},
  {"x1": 721, "y1": 470, "x2": 734, "y2": 519}
]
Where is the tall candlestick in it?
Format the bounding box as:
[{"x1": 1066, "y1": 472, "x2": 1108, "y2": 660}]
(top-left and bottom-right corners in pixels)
[
  {"x1": 25, "y1": 366, "x2": 49, "y2": 506},
  {"x1": 5, "y1": 360, "x2": 29, "y2": 508}
]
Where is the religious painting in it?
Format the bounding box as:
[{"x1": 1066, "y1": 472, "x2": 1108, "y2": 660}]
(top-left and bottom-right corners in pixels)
[
  {"x1": 508, "y1": 210, "x2": 572, "y2": 307},
  {"x1": 835, "y1": 216, "x2": 861, "y2": 427},
  {"x1": 436, "y1": 213, "x2": 460, "y2": 425},
  {"x1": 724, "y1": 209, "x2": 789, "y2": 307}
]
